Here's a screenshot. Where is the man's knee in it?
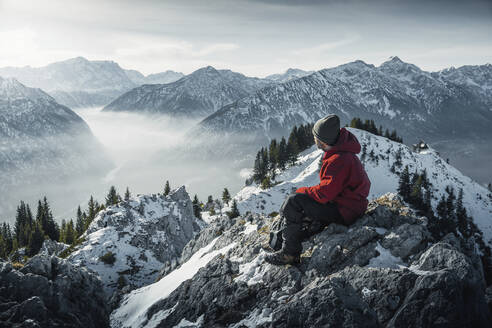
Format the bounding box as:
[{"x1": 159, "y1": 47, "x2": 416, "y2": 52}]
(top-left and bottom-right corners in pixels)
[
  {"x1": 280, "y1": 193, "x2": 308, "y2": 223},
  {"x1": 286, "y1": 192, "x2": 309, "y2": 206}
]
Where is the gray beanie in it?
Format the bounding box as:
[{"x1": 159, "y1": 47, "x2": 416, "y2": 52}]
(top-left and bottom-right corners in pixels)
[{"x1": 312, "y1": 114, "x2": 340, "y2": 145}]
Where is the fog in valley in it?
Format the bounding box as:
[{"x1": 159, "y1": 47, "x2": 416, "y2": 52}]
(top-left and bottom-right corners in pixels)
[{"x1": 1, "y1": 107, "x2": 254, "y2": 225}]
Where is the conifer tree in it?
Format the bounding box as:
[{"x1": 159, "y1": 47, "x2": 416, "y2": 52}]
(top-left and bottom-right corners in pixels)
[
  {"x1": 397, "y1": 166, "x2": 411, "y2": 199},
  {"x1": 64, "y1": 219, "x2": 76, "y2": 245},
  {"x1": 228, "y1": 199, "x2": 240, "y2": 219},
  {"x1": 445, "y1": 187, "x2": 456, "y2": 219},
  {"x1": 410, "y1": 175, "x2": 423, "y2": 208},
  {"x1": 14, "y1": 201, "x2": 30, "y2": 247},
  {"x1": 456, "y1": 188, "x2": 470, "y2": 237},
  {"x1": 40, "y1": 197, "x2": 59, "y2": 241},
  {"x1": 253, "y1": 149, "x2": 269, "y2": 184},
  {"x1": 75, "y1": 206, "x2": 85, "y2": 237},
  {"x1": 0, "y1": 223, "x2": 13, "y2": 259},
  {"x1": 25, "y1": 204, "x2": 33, "y2": 227},
  {"x1": 222, "y1": 188, "x2": 231, "y2": 206},
  {"x1": 0, "y1": 236, "x2": 6, "y2": 260},
  {"x1": 286, "y1": 140, "x2": 298, "y2": 165},
  {"x1": 60, "y1": 219, "x2": 67, "y2": 243},
  {"x1": 287, "y1": 129, "x2": 299, "y2": 165},
  {"x1": 261, "y1": 176, "x2": 272, "y2": 190},
  {"x1": 85, "y1": 196, "x2": 97, "y2": 230},
  {"x1": 268, "y1": 139, "x2": 279, "y2": 169},
  {"x1": 192, "y1": 194, "x2": 202, "y2": 219},
  {"x1": 436, "y1": 193, "x2": 456, "y2": 236},
  {"x1": 164, "y1": 180, "x2": 171, "y2": 196},
  {"x1": 27, "y1": 221, "x2": 45, "y2": 256},
  {"x1": 105, "y1": 186, "x2": 120, "y2": 206},
  {"x1": 207, "y1": 195, "x2": 213, "y2": 204},
  {"x1": 278, "y1": 137, "x2": 288, "y2": 170},
  {"x1": 124, "y1": 187, "x2": 131, "y2": 202},
  {"x1": 423, "y1": 189, "x2": 433, "y2": 218}
]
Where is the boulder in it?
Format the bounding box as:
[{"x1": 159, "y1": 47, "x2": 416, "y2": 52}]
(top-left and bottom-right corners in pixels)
[{"x1": 0, "y1": 254, "x2": 109, "y2": 328}]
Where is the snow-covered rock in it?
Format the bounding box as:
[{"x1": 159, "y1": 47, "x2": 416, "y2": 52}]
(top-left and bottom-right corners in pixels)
[
  {"x1": 66, "y1": 186, "x2": 206, "y2": 299},
  {"x1": 110, "y1": 194, "x2": 491, "y2": 327},
  {"x1": 39, "y1": 239, "x2": 69, "y2": 257},
  {"x1": 233, "y1": 128, "x2": 492, "y2": 247}
]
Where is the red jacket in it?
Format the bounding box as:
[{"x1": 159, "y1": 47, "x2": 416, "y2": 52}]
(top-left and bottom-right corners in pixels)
[{"x1": 296, "y1": 128, "x2": 371, "y2": 225}]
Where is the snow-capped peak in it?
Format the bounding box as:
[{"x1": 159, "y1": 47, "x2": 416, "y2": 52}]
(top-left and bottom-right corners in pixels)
[{"x1": 0, "y1": 76, "x2": 51, "y2": 100}]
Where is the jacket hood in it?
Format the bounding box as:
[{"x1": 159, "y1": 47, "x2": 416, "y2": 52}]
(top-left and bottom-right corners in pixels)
[{"x1": 323, "y1": 127, "x2": 361, "y2": 159}]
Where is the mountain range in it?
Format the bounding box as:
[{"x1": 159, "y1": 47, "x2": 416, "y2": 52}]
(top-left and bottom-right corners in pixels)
[
  {"x1": 187, "y1": 57, "x2": 492, "y2": 184},
  {"x1": 0, "y1": 57, "x2": 184, "y2": 108},
  {"x1": 102, "y1": 65, "x2": 273, "y2": 118},
  {"x1": 196, "y1": 57, "x2": 492, "y2": 142}
]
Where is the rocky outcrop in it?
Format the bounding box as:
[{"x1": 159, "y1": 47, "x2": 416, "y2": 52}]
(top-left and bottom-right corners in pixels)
[
  {"x1": 38, "y1": 239, "x2": 69, "y2": 257},
  {"x1": 67, "y1": 186, "x2": 206, "y2": 300},
  {"x1": 0, "y1": 254, "x2": 108, "y2": 328},
  {"x1": 113, "y1": 193, "x2": 491, "y2": 328}
]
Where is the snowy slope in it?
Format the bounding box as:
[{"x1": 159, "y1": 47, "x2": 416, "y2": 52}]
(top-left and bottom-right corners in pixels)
[
  {"x1": 67, "y1": 186, "x2": 206, "y2": 298},
  {"x1": 110, "y1": 237, "x2": 236, "y2": 328},
  {"x1": 231, "y1": 128, "x2": 492, "y2": 246},
  {"x1": 109, "y1": 192, "x2": 491, "y2": 327}
]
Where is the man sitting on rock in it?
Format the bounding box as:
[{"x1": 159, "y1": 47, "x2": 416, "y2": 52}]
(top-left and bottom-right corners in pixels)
[{"x1": 265, "y1": 114, "x2": 371, "y2": 265}]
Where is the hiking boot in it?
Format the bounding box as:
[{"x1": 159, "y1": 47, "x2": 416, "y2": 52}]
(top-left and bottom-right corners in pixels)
[{"x1": 264, "y1": 250, "x2": 300, "y2": 266}]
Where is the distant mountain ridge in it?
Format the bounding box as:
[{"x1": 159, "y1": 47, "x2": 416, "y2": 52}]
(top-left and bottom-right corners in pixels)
[
  {"x1": 102, "y1": 65, "x2": 273, "y2": 117},
  {"x1": 124, "y1": 69, "x2": 185, "y2": 85},
  {"x1": 0, "y1": 76, "x2": 91, "y2": 138},
  {"x1": 0, "y1": 76, "x2": 112, "y2": 218},
  {"x1": 0, "y1": 57, "x2": 183, "y2": 108},
  {"x1": 197, "y1": 56, "x2": 492, "y2": 141},
  {"x1": 265, "y1": 67, "x2": 314, "y2": 82}
]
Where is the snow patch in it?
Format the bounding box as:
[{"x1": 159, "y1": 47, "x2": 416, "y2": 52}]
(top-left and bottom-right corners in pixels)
[
  {"x1": 234, "y1": 251, "x2": 269, "y2": 286},
  {"x1": 110, "y1": 237, "x2": 236, "y2": 328},
  {"x1": 366, "y1": 242, "x2": 406, "y2": 269},
  {"x1": 229, "y1": 308, "x2": 273, "y2": 328}
]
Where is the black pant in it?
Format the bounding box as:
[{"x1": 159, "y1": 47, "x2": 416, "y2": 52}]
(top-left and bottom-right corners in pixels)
[{"x1": 279, "y1": 192, "x2": 344, "y2": 256}]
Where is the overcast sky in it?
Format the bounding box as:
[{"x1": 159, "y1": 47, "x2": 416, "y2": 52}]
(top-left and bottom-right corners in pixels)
[{"x1": 0, "y1": 0, "x2": 491, "y2": 77}]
